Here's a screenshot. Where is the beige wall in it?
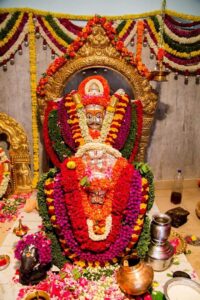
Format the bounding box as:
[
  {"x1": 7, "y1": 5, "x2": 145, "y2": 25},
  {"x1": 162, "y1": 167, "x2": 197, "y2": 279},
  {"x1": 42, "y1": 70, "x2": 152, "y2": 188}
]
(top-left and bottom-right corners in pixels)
[{"x1": 0, "y1": 38, "x2": 199, "y2": 180}]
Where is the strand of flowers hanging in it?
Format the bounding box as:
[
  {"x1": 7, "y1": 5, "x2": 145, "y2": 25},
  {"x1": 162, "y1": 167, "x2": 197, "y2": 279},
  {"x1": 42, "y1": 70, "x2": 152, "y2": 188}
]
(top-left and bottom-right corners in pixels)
[
  {"x1": 0, "y1": 11, "x2": 29, "y2": 66},
  {"x1": 28, "y1": 12, "x2": 39, "y2": 188}
]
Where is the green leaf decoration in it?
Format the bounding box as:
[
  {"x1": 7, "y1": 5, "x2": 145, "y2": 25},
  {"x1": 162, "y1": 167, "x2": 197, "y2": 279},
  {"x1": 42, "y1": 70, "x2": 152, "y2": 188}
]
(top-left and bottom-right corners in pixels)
[{"x1": 80, "y1": 176, "x2": 90, "y2": 187}]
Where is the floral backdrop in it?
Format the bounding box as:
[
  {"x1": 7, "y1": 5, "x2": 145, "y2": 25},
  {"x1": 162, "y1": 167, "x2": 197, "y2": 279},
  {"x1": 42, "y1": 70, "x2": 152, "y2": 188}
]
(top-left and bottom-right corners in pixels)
[{"x1": 0, "y1": 8, "x2": 200, "y2": 184}]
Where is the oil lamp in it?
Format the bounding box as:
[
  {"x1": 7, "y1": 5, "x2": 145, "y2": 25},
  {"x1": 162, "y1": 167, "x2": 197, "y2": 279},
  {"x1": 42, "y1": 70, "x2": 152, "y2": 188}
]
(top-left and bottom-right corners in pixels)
[{"x1": 13, "y1": 218, "x2": 29, "y2": 237}]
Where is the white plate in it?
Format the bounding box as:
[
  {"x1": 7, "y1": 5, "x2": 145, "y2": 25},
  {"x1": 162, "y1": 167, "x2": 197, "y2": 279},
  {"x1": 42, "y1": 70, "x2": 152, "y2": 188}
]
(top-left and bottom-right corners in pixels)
[{"x1": 164, "y1": 278, "x2": 200, "y2": 300}]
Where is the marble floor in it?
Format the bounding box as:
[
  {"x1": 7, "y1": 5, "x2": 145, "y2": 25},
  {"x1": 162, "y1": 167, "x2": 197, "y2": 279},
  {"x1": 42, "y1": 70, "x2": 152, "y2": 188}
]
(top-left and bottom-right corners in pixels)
[{"x1": 0, "y1": 187, "x2": 200, "y2": 278}]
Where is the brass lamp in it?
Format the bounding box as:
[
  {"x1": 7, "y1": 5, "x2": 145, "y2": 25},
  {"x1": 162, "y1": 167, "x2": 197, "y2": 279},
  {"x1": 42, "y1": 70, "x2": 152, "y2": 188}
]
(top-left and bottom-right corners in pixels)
[
  {"x1": 150, "y1": 60, "x2": 169, "y2": 82},
  {"x1": 150, "y1": 0, "x2": 169, "y2": 82},
  {"x1": 13, "y1": 218, "x2": 29, "y2": 237}
]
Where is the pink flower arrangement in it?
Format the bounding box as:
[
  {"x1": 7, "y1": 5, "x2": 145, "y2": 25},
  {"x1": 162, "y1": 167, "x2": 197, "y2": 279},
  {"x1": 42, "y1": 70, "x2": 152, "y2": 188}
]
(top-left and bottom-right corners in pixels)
[{"x1": 14, "y1": 231, "x2": 52, "y2": 265}]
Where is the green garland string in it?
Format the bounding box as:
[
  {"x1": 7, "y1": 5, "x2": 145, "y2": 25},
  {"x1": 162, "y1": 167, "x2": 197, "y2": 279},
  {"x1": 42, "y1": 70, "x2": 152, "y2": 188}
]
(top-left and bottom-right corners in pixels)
[
  {"x1": 116, "y1": 20, "x2": 126, "y2": 34},
  {"x1": 136, "y1": 215, "x2": 151, "y2": 259},
  {"x1": 37, "y1": 169, "x2": 67, "y2": 268},
  {"x1": 152, "y1": 16, "x2": 200, "y2": 53},
  {"x1": 0, "y1": 11, "x2": 21, "y2": 40},
  {"x1": 45, "y1": 15, "x2": 74, "y2": 44},
  {"x1": 134, "y1": 161, "x2": 155, "y2": 211},
  {"x1": 48, "y1": 109, "x2": 73, "y2": 161},
  {"x1": 121, "y1": 103, "x2": 137, "y2": 159}
]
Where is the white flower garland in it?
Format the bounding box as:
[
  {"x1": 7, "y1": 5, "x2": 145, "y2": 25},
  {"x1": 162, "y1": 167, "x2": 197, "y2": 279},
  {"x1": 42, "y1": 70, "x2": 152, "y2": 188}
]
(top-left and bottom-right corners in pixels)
[
  {"x1": 98, "y1": 110, "x2": 114, "y2": 143},
  {"x1": 87, "y1": 215, "x2": 112, "y2": 241},
  {"x1": 76, "y1": 107, "x2": 93, "y2": 144},
  {"x1": 75, "y1": 142, "x2": 122, "y2": 159}
]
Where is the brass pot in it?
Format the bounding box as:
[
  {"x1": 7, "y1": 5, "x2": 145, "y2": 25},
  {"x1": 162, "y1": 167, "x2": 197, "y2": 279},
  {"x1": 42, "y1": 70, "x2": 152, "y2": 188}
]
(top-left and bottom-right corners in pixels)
[{"x1": 116, "y1": 255, "x2": 154, "y2": 296}]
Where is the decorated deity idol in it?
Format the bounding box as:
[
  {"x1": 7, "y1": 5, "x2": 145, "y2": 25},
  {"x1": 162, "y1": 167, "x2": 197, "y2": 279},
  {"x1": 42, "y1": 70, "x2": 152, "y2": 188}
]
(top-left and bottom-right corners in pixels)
[{"x1": 38, "y1": 75, "x2": 154, "y2": 268}]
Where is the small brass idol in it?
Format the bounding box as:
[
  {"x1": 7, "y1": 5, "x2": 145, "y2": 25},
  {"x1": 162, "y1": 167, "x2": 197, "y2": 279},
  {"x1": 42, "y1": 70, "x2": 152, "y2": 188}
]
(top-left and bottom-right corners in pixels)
[{"x1": 13, "y1": 218, "x2": 29, "y2": 237}]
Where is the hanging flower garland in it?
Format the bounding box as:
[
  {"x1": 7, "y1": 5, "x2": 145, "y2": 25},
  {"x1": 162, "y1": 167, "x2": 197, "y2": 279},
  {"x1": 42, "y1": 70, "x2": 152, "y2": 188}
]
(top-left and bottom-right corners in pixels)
[
  {"x1": 0, "y1": 148, "x2": 10, "y2": 198},
  {"x1": 57, "y1": 96, "x2": 77, "y2": 151},
  {"x1": 164, "y1": 16, "x2": 200, "y2": 43},
  {"x1": 152, "y1": 16, "x2": 200, "y2": 53},
  {"x1": 145, "y1": 20, "x2": 200, "y2": 73},
  {"x1": 28, "y1": 12, "x2": 39, "y2": 188},
  {"x1": 0, "y1": 11, "x2": 29, "y2": 64},
  {"x1": 104, "y1": 93, "x2": 130, "y2": 146},
  {"x1": 146, "y1": 18, "x2": 200, "y2": 58},
  {"x1": 43, "y1": 101, "x2": 61, "y2": 167}
]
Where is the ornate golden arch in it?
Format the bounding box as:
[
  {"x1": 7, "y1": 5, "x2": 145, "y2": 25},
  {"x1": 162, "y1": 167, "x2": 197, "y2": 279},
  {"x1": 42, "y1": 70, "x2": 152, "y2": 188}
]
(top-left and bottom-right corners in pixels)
[
  {"x1": 0, "y1": 113, "x2": 32, "y2": 193},
  {"x1": 38, "y1": 24, "x2": 158, "y2": 161}
]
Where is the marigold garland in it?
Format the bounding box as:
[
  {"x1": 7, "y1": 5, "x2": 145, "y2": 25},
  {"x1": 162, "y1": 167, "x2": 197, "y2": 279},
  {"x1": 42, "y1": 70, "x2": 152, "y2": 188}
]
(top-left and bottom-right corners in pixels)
[{"x1": 28, "y1": 12, "x2": 39, "y2": 188}]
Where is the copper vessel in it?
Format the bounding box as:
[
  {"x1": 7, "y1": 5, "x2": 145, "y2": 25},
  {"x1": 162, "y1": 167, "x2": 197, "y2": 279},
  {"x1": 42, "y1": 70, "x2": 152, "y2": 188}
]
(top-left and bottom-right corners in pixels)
[{"x1": 116, "y1": 255, "x2": 154, "y2": 296}]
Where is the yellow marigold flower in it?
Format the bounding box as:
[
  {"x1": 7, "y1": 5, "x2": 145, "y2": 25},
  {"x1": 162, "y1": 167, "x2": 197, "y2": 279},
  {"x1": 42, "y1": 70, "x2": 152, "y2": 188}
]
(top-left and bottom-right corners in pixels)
[
  {"x1": 107, "y1": 106, "x2": 115, "y2": 113},
  {"x1": 50, "y1": 215, "x2": 56, "y2": 222},
  {"x1": 76, "y1": 260, "x2": 86, "y2": 267},
  {"x1": 131, "y1": 233, "x2": 138, "y2": 238},
  {"x1": 116, "y1": 108, "x2": 125, "y2": 113},
  {"x1": 110, "y1": 127, "x2": 118, "y2": 132},
  {"x1": 73, "y1": 133, "x2": 81, "y2": 139},
  {"x1": 191, "y1": 235, "x2": 197, "y2": 241},
  {"x1": 142, "y1": 178, "x2": 148, "y2": 185},
  {"x1": 67, "y1": 161, "x2": 76, "y2": 169},
  {"x1": 112, "y1": 121, "x2": 119, "y2": 126},
  {"x1": 136, "y1": 219, "x2": 144, "y2": 226},
  {"x1": 134, "y1": 225, "x2": 141, "y2": 231},
  {"x1": 143, "y1": 195, "x2": 149, "y2": 200},
  {"x1": 76, "y1": 103, "x2": 84, "y2": 109},
  {"x1": 140, "y1": 203, "x2": 147, "y2": 209},
  {"x1": 69, "y1": 254, "x2": 77, "y2": 259},
  {"x1": 45, "y1": 189, "x2": 53, "y2": 195},
  {"x1": 77, "y1": 138, "x2": 85, "y2": 146},
  {"x1": 113, "y1": 115, "x2": 123, "y2": 120},
  {"x1": 112, "y1": 258, "x2": 118, "y2": 263},
  {"x1": 110, "y1": 133, "x2": 117, "y2": 139},
  {"x1": 104, "y1": 261, "x2": 110, "y2": 267},
  {"x1": 65, "y1": 102, "x2": 74, "y2": 107},
  {"x1": 122, "y1": 95, "x2": 129, "y2": 102},
  {"x1": 45, "y1": 178, "x2": 53, "y2": 184},
  {"x1": 95, "y1": 261, "x2": 100, "y2": 267}
]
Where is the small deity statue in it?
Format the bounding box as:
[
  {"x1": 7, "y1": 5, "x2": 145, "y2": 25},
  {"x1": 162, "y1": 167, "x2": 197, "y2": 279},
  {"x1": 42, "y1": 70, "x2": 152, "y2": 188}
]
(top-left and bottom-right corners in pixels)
[
  {"x1": 15, "y1": 163, "x2": 32, "y2": 189},
  {"x1": 39, "y1": 75, "x2": 154, "y2": 267}
]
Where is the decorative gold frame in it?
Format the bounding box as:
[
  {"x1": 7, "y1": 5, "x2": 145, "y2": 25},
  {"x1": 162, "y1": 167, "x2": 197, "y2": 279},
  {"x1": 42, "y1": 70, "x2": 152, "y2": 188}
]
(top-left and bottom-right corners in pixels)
[
  {"x1": 0, "y1": 113, "x2": 32, "y2": 193},
  {"x1": 38, "y1": 24, "x2": 158, "y2": 161}
]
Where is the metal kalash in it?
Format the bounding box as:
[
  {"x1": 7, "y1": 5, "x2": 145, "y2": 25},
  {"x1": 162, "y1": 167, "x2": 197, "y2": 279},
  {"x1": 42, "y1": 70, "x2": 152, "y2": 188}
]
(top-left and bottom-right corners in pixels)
[{"x1": 147, "y1": 213, "x2": 174, "y2": 271}]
